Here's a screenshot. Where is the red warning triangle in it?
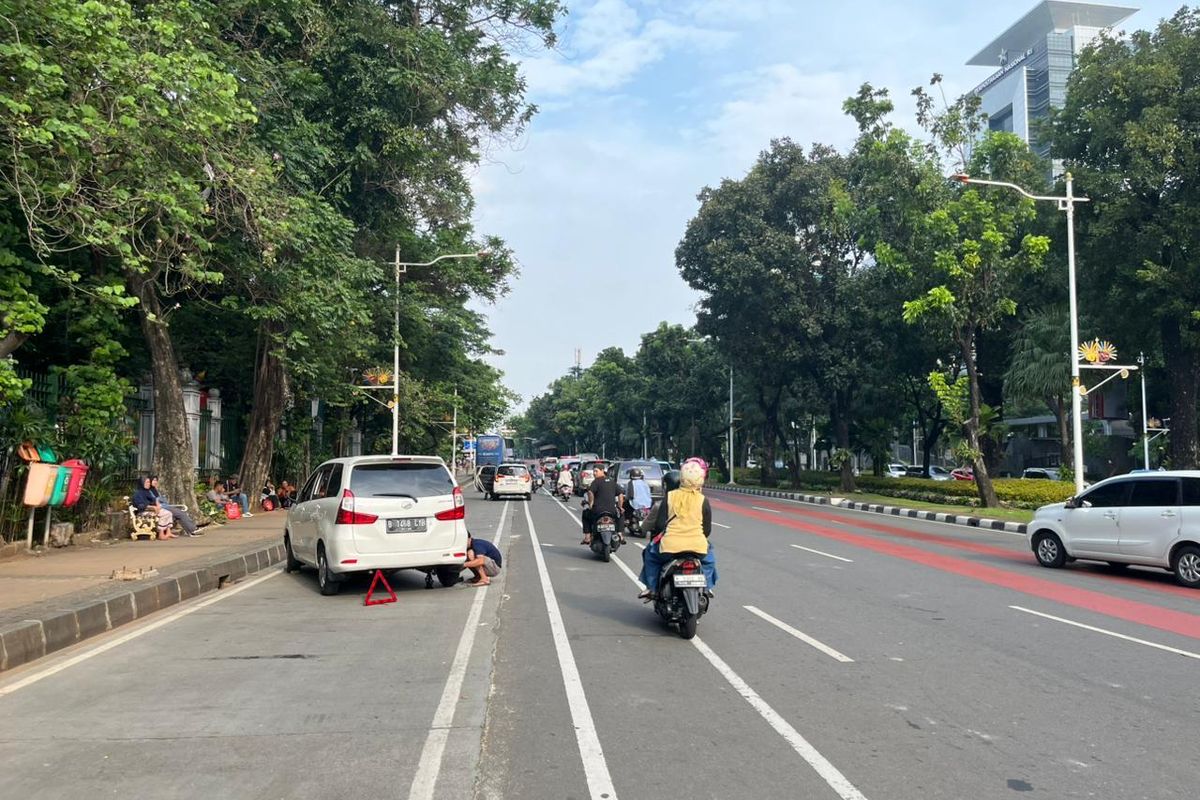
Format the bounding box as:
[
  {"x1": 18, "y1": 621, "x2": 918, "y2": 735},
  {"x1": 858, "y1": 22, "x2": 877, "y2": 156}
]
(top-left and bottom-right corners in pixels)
[{"x1": 364, "y1": 569, "x2": 397, "y2": 606}]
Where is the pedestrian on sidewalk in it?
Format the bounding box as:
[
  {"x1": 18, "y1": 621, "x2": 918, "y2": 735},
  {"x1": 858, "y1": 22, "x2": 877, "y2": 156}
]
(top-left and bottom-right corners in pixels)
[
  {"x1": 462, "y1": 533, "x2": 502, "y2": 587},
  {"x1": 133, "y1": 477, "x2": 176, "y2": 540},
  {"x1": 150, "y1": 476, "x2": 201, "y2": 537},
  {"x1": 224, "y1": 475, "x2": 253, "y2": 517}
]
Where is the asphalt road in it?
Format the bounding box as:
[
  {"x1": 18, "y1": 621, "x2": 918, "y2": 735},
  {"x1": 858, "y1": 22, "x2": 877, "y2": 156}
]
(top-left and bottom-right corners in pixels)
[{"x1": 2, "y1": 485, "x2": 1198, "y2": 799}]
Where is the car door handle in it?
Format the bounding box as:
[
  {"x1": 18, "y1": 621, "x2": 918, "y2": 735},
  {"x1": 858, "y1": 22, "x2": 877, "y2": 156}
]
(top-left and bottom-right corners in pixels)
[
  {"x1": 1161, "y1": 510, "x2": 1178, "y2": 518},
  {"x1": 1103, "y1": 511, "x2": 1118, "y2": 519}
]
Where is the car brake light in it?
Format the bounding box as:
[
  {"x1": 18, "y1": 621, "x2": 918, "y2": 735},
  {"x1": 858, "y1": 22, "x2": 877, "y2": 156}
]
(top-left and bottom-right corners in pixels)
[
  {"x1": 335, "y1": 489, "x2": 379, "y2": 525},
  {"x1": 436, "y1": 486, "x2": 466, "y2": 521}
]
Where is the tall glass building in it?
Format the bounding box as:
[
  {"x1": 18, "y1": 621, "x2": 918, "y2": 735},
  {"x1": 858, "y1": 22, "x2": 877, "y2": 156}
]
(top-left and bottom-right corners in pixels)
[{"x1": 968, "y1": 1, "x2": 1137, "y2": 158}]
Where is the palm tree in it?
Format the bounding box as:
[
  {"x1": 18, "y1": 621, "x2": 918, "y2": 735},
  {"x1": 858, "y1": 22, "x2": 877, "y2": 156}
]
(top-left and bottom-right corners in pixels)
[{"x1": 1004, "y1": 307, "x2": 1071, "y2": 468}]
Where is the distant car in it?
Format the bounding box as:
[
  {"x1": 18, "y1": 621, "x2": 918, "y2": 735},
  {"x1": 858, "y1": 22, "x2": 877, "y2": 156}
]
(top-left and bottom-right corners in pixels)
[
  {"x1": 951, "y1": 467, "x2": 975, "y2": 481},
  {"x1": 885, "y1": 463, "x2": 907, "y2": 478},
  {"x1": 284, "y1": 455, "x2": 467, "y2": 596},
  {"x1": 746, "y1": 457, "x2": 759, "y2": 469},
  {"x1": 610, "y1": 460, "x2": 666, "y2": 499},
  {"x1": 928, "y1": 466, "x2": 952, "y2": 481},
  {"x1": 493, "y1": 463, "x2": 533, "y2": 500},
  {"x1": 1028, "y1": 470, "x2": 1200, "y2": 587},
  {"x1": 1023, "y1": 467, "x2": 1061, "y2": 481},
  {"x1": 575, "y1": 459, "x2": 611, "y2": 495}
]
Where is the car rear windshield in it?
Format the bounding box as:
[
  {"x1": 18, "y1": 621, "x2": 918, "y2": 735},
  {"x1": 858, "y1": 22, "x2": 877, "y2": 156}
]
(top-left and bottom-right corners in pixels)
[
  {"x1": 618, "y1": 463, "x2": 663, "y2": 480},
  {"x1": 498, "y1": 465, "x2": 528, "y2": 477},
  {"x1": 349, "y1": 462, "x2": 454, "y2": 498}
]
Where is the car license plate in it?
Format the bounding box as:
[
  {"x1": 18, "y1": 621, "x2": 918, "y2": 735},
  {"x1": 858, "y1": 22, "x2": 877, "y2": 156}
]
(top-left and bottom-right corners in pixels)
[
  {"x1": 386, "y1": 517, "x2": 427, "y2": 533},
  {"x1": 673, "y1": 574, "x2": 706, "y2": 588}
]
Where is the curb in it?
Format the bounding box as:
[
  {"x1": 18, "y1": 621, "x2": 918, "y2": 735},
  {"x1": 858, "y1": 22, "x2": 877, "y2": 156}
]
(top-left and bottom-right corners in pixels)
[
  {"x1": 707, "y1": 484, "x2": 1028, "y2": 535},
  {"x1": 0, "y1": 540, "x2": 285, "y2": 674}
]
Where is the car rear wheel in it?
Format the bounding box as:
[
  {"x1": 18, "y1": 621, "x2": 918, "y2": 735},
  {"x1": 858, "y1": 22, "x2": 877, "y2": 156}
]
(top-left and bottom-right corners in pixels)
[
  {"x1": 1172, "y1": 545, "x2": 1200, "y2": 588},
  {"x1": 284, "y1": 533, "x2": 301, "y2": 573},
  {"x1": 436, "y1": 565, "x2": 462, "y2": 587},
  {"x1": 1033, "y1": 532, "x2": 1067, "y2": 568},
  {"x1": 317, "y1": 545, "x2": 341, "y2": 596}
]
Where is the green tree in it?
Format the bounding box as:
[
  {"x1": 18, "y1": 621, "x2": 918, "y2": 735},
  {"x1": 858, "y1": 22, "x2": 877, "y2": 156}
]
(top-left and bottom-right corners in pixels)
[
  {"x1": 1004, "y1": 306, "x2": 1072, "y2": 469},
  {"x1": 1051, "y1": 8, "x2": 1200, "y2": 468}
]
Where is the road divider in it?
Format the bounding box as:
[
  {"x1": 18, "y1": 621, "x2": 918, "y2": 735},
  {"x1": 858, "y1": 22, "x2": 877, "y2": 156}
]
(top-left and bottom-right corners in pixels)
[
  {"x1": 407, "y1": 502, "x2": 510, "y2": 800},
  {"x1": 526, "y1": 498, "x2": 618, "y2": 799}
]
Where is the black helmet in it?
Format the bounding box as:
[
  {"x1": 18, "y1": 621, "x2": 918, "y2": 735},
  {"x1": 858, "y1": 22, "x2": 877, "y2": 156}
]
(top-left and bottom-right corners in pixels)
[
  {"x1": 629, "y1": 468, "x2": 644, "y2": 480},
  {"x1": 662, "y1": 469, "x2": 681, "y2": 492}
]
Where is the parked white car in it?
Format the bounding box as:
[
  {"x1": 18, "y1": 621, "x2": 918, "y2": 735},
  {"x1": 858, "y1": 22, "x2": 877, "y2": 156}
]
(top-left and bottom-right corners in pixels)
[
  {"x1": 493, "y1": 463, "x2": 533, "y2": 500},
  {"x1": 885, "y1": 463, "x2": 907, "y2": 478},
  {"x1": 1027, "y1": 470, "x2": 1200, "y2": 588},
  {"x1": 284, "y1": 455, "x2": 468, "y2": 595}
]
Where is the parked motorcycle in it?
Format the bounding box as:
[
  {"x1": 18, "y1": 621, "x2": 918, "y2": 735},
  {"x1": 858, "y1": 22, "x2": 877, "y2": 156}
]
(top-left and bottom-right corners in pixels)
[
  {"x1": 651, "y1": 552, "x2": 710, "y2": 639},
  {"x1": 589, "y1": 510, "x2": 622, "y2": 562}
]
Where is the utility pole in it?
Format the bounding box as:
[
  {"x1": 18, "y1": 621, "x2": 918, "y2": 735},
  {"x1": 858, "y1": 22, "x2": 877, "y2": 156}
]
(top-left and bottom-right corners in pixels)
[
  {"x1": 642, "y1": 410, "x2": 647, "y2": 460},
  {"x1": 728, "y1": 366, "x2": 735, "y2": 485},
  {"x1": 1139, "y1": 352, "x2": 1150, "y2": 470}
]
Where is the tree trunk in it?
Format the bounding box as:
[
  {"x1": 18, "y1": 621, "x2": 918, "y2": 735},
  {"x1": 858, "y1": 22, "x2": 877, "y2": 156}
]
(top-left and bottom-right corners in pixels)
[
  {"x1": 1162, "y1": 321, "x2": 1200, "y2": 469},
  {"x1": 0, "y1": 331, "x2": 28, "y2": 359},
  {"x1": 1048, "y1": 394, "x2": 1070, "y2": 469},
  {"x1": 831, "y1": 390, "x2": 856, "y2": 493},
  {"x1": 238, "y1": 322, "x2": 290, "y2": 507},
  {"x1": 127, "y1": 271, "x2": 195, "y2": 508},
  {"x1": 962, "y1": 333, "x2": 998, "y2": 507}
]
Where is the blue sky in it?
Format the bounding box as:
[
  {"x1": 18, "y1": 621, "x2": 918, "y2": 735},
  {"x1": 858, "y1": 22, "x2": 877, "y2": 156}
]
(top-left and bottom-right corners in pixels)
[{"x1": 470, "y1": 0, "x2": 1183, "y2": 409}]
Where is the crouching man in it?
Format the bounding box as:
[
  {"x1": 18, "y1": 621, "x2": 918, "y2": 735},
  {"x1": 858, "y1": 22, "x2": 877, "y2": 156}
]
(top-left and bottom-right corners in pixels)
[{"x1": 463, "y1": 533, "x2": 502, "y2": 587}]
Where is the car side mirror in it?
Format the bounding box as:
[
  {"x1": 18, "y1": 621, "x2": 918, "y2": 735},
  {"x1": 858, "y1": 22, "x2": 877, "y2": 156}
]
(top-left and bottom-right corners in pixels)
[{"x1": 1064, "y1": 497, "x2": 1079, "y2": 510}]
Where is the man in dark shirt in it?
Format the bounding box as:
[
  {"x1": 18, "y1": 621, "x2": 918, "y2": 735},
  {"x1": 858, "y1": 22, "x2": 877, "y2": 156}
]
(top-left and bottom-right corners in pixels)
[
  {"x1": 581, "y1": 465, "x2": 624, "y2": 545},
  {"x1": 463, "y1": 534, "x2": 502, "y2": 586}
]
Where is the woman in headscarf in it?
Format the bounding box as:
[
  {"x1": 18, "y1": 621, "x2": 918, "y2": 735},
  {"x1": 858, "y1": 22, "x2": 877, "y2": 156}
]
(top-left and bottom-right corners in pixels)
[
  {"x1": 132, "y1": 476, "x2": 177, "y2": 540},
  {"x1": 637, "y1": 457, "x2": 718, "y2": 600}
]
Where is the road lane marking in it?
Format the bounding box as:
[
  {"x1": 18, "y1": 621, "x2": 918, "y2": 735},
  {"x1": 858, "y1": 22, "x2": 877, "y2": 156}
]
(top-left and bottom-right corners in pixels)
[
  {"x1": 408, "y1": 502, "x2": 511, "y2": 800},
  {"x1": 713, "y1": 522, "x2": 732, "y2": 529},
  {"x1": 751, "y1": 505, "x2": 781, "y2": 513},
  {"x1": 790, "y1": 544, "x2": 853, "y2": 563},
  {"x1": 717, "y1": 499, "x2": 1200, "y2": 640},
  {"x1": 0, "y1": 569, "x2": 280, "y2": 698},
  {"x1": 743, "y1": 605, "x2": 855, "y2": 663},
  {"x1": 598, "y1": 549, "x2": 868, "y2": 800},
  {"x1": 526, "y1": 500, "x2": 618, "y2": 799},
  {"x1": 1010, "y1": 605, "x2": 1200, "y2": 661}
]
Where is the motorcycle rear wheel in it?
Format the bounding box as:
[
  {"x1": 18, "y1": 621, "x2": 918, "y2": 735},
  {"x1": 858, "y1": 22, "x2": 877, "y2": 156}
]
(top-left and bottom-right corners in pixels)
[
  {"x1": 601, "y1": 542, "x2": 610, "y2": 562},
  {"x1": 680, "y1": 612, "x2": 698, "y2": 640}
]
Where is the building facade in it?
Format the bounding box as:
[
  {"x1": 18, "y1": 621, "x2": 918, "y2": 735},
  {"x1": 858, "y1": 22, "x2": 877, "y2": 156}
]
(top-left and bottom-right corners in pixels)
[{"x1": 968, "y1": 1, "x2": 1137, "y2": 158}]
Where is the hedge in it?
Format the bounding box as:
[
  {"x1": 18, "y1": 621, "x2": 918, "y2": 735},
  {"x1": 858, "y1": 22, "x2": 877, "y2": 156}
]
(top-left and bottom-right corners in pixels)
[{"x1": 726, "y1": 469, "x2": 1073, "y2": 510}]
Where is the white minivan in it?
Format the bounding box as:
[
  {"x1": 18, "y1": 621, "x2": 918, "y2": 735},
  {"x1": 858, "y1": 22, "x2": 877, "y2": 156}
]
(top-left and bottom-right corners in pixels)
[
  {"x1": 284, "y1": 456, "x2": 468, "y2": 595},
  {"x1": 1027, "y1": 471, "x2": 1200, "y2": 588}
]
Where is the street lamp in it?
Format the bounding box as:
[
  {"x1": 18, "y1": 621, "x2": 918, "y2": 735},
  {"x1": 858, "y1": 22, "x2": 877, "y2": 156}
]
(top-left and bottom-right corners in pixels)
[
  {"x1": 356, "y1": 247, "x2": 487, "y2": 457},
  {"x1": 952, "y1": 172, "x2": 1090, "y2": 494}
]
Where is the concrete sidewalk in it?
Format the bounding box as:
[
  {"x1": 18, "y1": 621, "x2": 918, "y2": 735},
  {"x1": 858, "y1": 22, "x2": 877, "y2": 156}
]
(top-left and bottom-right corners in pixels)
[{"x1": 0, "y1": 511, "x2": 287, "y2": 672}]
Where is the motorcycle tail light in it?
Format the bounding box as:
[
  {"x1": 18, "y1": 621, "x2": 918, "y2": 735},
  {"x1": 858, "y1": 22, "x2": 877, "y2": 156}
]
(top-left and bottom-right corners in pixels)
[{"x1": 681, "y1": 560, "x2": 699, "y2": 574}]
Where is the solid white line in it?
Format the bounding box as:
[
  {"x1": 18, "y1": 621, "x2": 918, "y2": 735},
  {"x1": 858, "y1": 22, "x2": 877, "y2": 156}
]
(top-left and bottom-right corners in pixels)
[
  {"x1": 525, "y1": 500, "x2": 618, "y2": 799},
  {"x1": 790, "y1": 544, "x2": 853, "y2": 563},
  {"x1": 744, "y1": 605, "x2": 855, "y2": 663},
  {"x1": 0, "y1": 569, "x2": 281, "y2": 698},
  {"x1": 713, "y1": 522, "x2": 732, "y2": 529},
  {"x1": 1010, "y1": 605, "x2": 1200, "y2": 661},
  {"x1": 408, "y1": 502, "x2": 510, "y2": 800},
  {"x1": 599, "y1": 545, "x2": 868, "y2": 800},
  {"x1": 751, "y1": 505, "x2": 781, "y2": 513}
]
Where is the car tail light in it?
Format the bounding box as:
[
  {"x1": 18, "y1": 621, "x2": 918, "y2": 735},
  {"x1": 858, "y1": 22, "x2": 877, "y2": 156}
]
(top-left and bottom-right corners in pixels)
[
  {"x1": 335, "y1": 489, "x2": 378, "y2": 525},
  {"x1": 436, "y1": 486, "x2": 466, "y2": 521},
  {"x1": 522, "y1": 474, "x2": 530, "y2": 482}
]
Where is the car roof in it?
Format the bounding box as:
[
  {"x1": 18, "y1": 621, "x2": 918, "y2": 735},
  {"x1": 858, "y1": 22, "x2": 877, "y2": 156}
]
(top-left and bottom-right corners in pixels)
[{"x1": 322, "y1": 455, "x2": 445, "y2": 467}]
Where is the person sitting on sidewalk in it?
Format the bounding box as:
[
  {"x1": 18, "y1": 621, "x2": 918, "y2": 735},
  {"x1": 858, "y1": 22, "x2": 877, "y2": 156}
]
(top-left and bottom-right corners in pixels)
[
  {"x1": 133, "y1": 477, "x2": 176, "y2": 540},
  {"x1": 277, "y1": 480, "x2": 295, "y2": 509},
  {"x1": 224, "y1": 475, "x2": 253, "y2": 518},
  {"x1": 207, "y1": 482, "x2": 231, "y2": 506},
  {"x1": 462, "y1": 533, "x2": 502, "y2": 587},
  {"x1": 261, "y1": 480, "x2": 280, "y2": 511},
  {"x1": 149, "y1": 476, "x2": 201, "y2": 537}
]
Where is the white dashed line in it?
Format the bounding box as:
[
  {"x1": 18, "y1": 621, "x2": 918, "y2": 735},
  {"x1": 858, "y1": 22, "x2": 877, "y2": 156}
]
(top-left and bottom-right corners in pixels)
[
  {"x1": 790, "y1": 544, "x2": 853, "y2": 563},
  {"x1": 744, "y1": 605, "x2": 855, "y2": 663},
  {"x1": 1010, "y1": 605, "x2": 1200, "y2": 660}
]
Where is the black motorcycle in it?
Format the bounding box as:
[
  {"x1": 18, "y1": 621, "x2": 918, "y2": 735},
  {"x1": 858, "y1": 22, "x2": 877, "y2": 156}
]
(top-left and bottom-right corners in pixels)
[
  {"x1": 589, "y1": 510, "x2": 622, "y2": 562},
  {"x1": 626, "y1": 506, "x2": 651, "y2": 537},
  {"x1": 652, "y1": 552, "x2": 710, "y2": 639}
]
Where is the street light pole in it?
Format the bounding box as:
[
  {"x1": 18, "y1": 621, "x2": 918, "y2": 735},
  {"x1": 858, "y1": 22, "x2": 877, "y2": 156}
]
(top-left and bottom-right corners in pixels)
[
  {"x1": 953, "y1": 172, "x2": 1090, "y2": 495},
  {"x1": 365, "y1": 248, "x2": 485, "y2": 457},
  {"x1": 1139, "y1": 352, "x2": 1150, "y2": 470},
  {"x1": 728, "y1": 365, "x2": 735, "y2": 485}
]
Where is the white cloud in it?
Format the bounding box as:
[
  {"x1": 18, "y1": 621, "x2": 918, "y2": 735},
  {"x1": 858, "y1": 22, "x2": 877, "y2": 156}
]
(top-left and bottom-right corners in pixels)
[{"x1": 521, "y1": 0, "x2": 732, "y2": 98}]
